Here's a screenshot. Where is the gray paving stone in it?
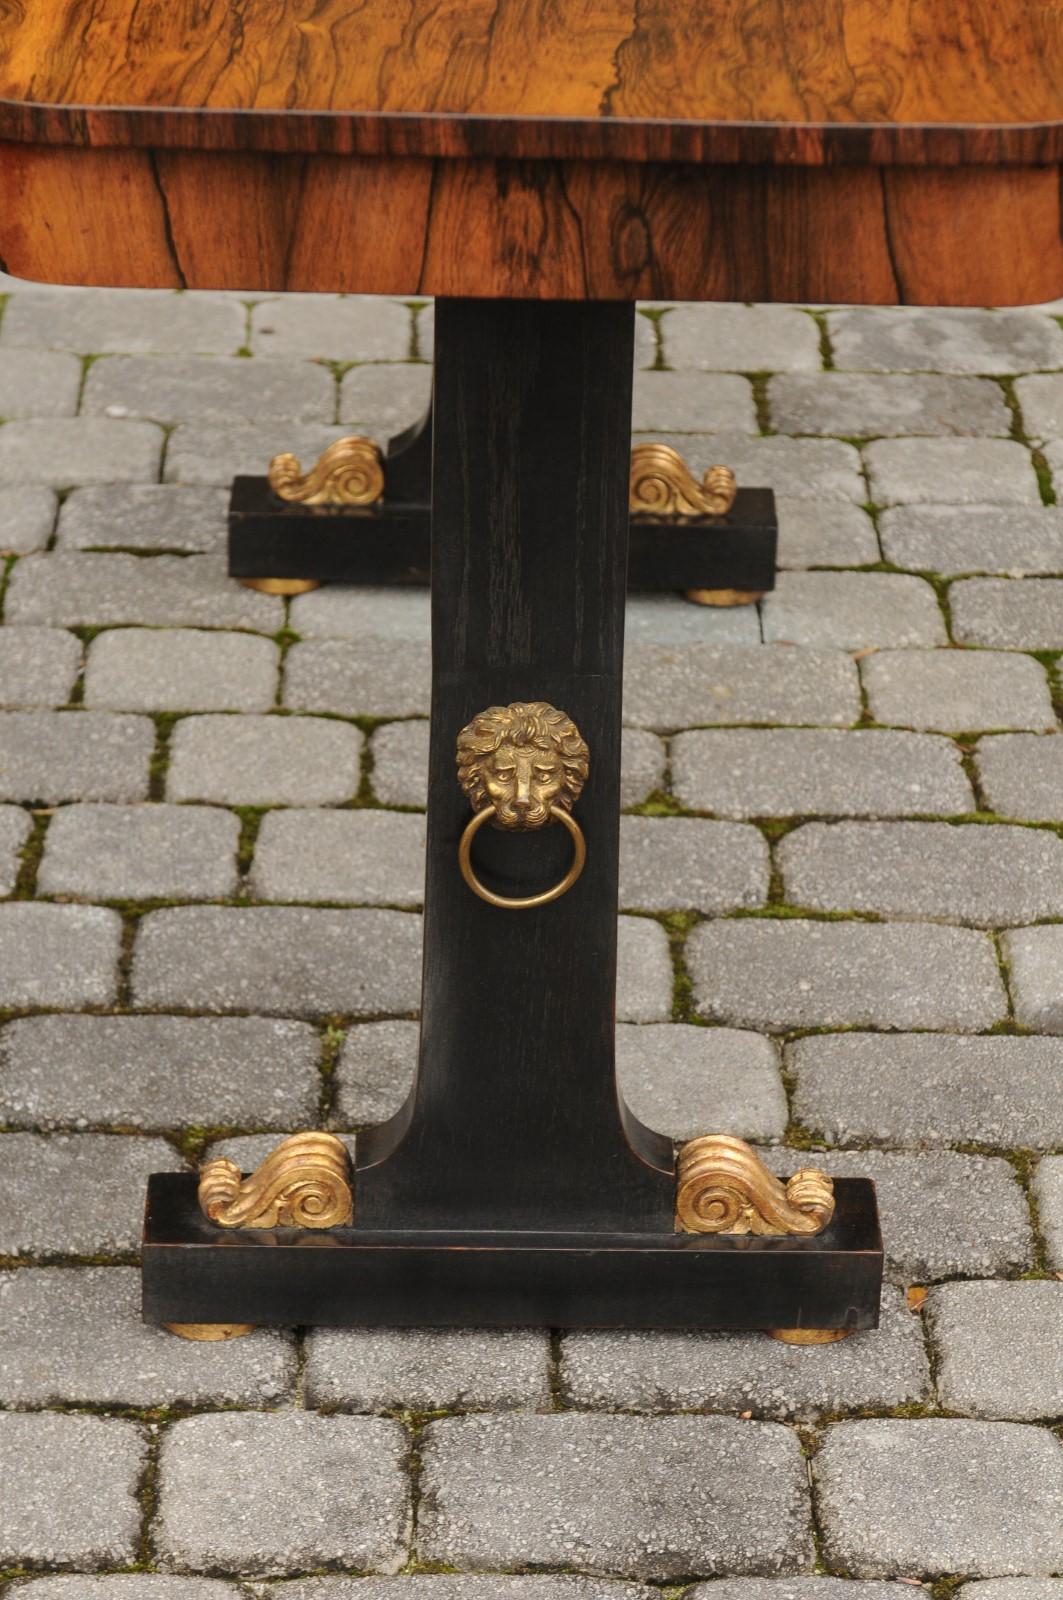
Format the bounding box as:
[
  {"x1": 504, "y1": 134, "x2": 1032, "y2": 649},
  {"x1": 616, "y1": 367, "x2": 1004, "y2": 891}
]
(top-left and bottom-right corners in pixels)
[
  {"x1": 339, "y1": 362, "x2": 433, "y2": 431},
  {"x1": 779, "y1": 820, "x2": 1063, "y2": 926},
  {"x1": 0, "y1": 802, "x2": 29, "y2": 893},
  {"x1": 284, "y1": 639, "x2": 431, "y2": 719},
  {"x1": 250, "y1": 295, "x2": 413, "y2": 360},
  {"x1": 615, "y1": 1022, "x2": 787, "y2": 1142},
  {"x1": 83, "y1": 354, "x2": 335, "y2": 424},
  {"x1": 167, "y1": 715, "x2": 363, "y2": 805},
  {"x1": 1015, "y1": 374, "x2": 1063, "y2": 441},
  {"x1": 165, "y1": 422, "x2": 344, "y2": 486},
  {"x1": 56, "y1": 484, "x2": 229, "y2": 553},
  {"x1": 688, "y1": 920, "x2": 1006, "y2": 1032},
  {"x1": 0, "y1": 484, "x2": 57, "y2": 551},
  {"x1": 203, "y1": 1130, "x2": 356, "y2": 1170},
  {"x1": 0, "y1": 902, "x2": 121, "y2": 1007},
  {"x1": 928, "y1": 1281, "x2": 1063, "y2": 1420},
  {"x1": 5, "y1": 552, "x2": 283, "y2": 630},
  {"x1": 1040, "y1": 438, "x2": 1063, "y2": 498},
  {"x1": 814, "y1": 1419, "x2": 1063, "y2": 1577},
  {"x1": 789, "y1": 1033, "x2": 1063, "y2": 1149},
  {"x1": 1002, "y1": 926, "x2": 1063, "y2": 1031},
  {"x1": 560, "y1": 1287, "x2": 927, "y2": 1419},
  {"x1": 762, "y1": 573, "x2": 946, "y2": 649},
  {"x1": 865, "y1": 439, "x2": 1041, "y2": 507},
  {"x1": 686, "y1": 1585, "x2": 915, "y2": 1600},
  {"x1": 618, "y1": 816, "x2": 768, "y2": 912},
  {"x1": 951, "y1": 577, "x2": 1063, "y2": 649},
  {"x1": 880, "y1": 505, "x2": 1063, "y2": 576},
  {"x1": 625, "y1": 594, "x2": 761, "y2": 646},
  {"x1": 418, "y1": 1413, "x2": 813, "y2": 1580},
  {"x1": 0, "y1": 348, "x2": 81, "y2": 416},
  {"x1": 38, "y1": 802, "x2": 240, "y2": 900},
  {"x1": 0, "y1": 626, "x2": 82, "y2": 708},
  {"x1": 16, "y1": 1581, "x2": 245, "y2": 1600},
  {"x1": 0, "y1": 1132, "x2": 184, "y2": 1255},
  {"x1": 862, "y1": 649, "x2": 1056, "y2": 733},
  {"x1": 638, "y1": 432, "x2": 864, "y2": 503},
  {"x1": 1034, "y1": 1156, "x2": 1063, "y2": 1268},
  {"x1": 369, "y1": 719, "x2": 665, "y2": 810},
  {"x1": 662, "y1": 304, "x2": 821, "y2": 372},
  {"x1": 623, "y1": 645, "x2": 861, "y2": 731},
  {"x1": 618, "y1": 726, "x2": 669, "y2": 804},
  {"x1": 0, "y1": 418, "x2": 163, "y2": 487},
  {"x1": 617, "y1": 915, "x2": 673, "y2": 1022},
  {"x1": 265, "y1": 1581, "x2": 656, "y2": 1599},
  {"x1": 958, "y1": 1586, "x2": 1063, "y2": 1600},
  {"x1": 18, "y1": 1580, "x2": 245, "y2": 1600},
  {"x1": 334, "y1": 1018, "x2": 418, "y2": 1125},
  {"x1": 977, "y1": 734, "x2": 1063, "y2": 819},
  {"x1": 0, "y1": 1266, "x2": 296, "y2": 1405},
  {"x1": 0, "y1": 710, "x2": 153, "y2": 802},
  {"x1": 1, "y1": 287, "x2": 246, "y2": 354},
  {"x1": 158, "y1": 1412, "x2": 410, "y2": 1575},
  {"x1": 84, "y1": 627, "x2": 280, "y2": 712},
  {"x1": 770, "y1": 373, "x2": 1010, "y2": 438},
  {"x1": 765, "y1": 1147, "x2": 1032, "y2": 1282},
  {"x1": 289, "y1": 585, "x2": 429, "y2": 641},
  {"x1": 304, "y1": 1325, "x2": 551, "y2": 1410},
  {"x1": 827, "y1": 308, "x2": 1063, "y2": 375},
  {"x1": 0, "y1": 1411, "x2": 145, "y2": 1566},
  {"x1": 252, "y1": 808, "x2": 425, "y2": 905},
  {"x1": 0, "y1": 1013, "x2": 322, "y2": 1130},
  {"x1": 632, "y1": 370, "x2": 757, "y2": 432},
  {"x1": 671, "y1": 728, "x2": 974, "y2": 818},
  {"x1": 774, "y1": 499, "x2": 880, "y2": 569},
  {"x1": 132, "y1": 905, "x2": 422, "y2": 1017}
]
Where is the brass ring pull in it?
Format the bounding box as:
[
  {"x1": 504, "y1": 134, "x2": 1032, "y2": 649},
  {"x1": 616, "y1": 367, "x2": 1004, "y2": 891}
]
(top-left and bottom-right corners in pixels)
[
  {"x1": 459, "y1": 802, "x2": 587, "y2": 909},
  {"x1": 455, "y1": 700, "x2": 590, "y2": 912}
]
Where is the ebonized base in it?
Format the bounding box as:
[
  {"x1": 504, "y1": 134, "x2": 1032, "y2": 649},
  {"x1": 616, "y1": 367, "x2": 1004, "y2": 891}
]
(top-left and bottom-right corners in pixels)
[{"x1": 142, "y1": 1174, "x2": 882, "y2": 1331}]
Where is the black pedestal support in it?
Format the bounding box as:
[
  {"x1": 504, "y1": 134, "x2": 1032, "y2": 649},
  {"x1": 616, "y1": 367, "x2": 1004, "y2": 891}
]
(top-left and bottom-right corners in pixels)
[{"x1": 144, "y1": 299, "x2": 881, "y2": 1334}]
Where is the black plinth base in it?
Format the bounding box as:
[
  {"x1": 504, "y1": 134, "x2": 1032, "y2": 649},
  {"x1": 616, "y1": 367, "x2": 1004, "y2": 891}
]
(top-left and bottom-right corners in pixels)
[
  {"x1": 227, "y1": 476, "x2": 778, "y2": 597},
  {"x1": 142, "y1": 1174, "x2": 882, "y2": 1331}
]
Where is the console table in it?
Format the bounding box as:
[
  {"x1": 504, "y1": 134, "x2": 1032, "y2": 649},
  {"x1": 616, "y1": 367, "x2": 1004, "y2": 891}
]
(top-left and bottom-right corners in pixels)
[{"x1": 3, "y1": 0, "x2": 1059, "y2": 1342}]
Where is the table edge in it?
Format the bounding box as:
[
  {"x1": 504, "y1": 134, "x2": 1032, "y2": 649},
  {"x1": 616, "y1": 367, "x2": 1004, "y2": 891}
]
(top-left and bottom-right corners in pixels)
[{"x1": 3, "y1": 97, "x2": 1063, "y2": 166}]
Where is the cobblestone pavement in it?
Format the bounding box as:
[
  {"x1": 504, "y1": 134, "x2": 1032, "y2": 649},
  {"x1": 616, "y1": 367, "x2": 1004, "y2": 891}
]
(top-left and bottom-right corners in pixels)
[{"x1": 0, "y1": 275, "x2": 1062, "y2": 1598}]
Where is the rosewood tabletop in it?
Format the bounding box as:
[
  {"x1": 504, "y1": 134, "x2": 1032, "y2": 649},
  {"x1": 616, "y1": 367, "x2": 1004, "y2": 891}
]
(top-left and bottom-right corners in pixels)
[{"x1": 1, "y1": 0, "x2": 1062, "y2": 303}]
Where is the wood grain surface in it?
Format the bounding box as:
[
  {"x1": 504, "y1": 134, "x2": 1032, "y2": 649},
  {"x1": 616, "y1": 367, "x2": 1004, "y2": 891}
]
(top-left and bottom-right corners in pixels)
[
  {"x1": 2, "y1": 0, "x2": 1062, "y2": 302},
  {"x1": 1, "y1": 0, "x2": 1063, "y2": 165},
  {"x1": 2, "y1": 143, "x2": 1060, "y2": 304}
]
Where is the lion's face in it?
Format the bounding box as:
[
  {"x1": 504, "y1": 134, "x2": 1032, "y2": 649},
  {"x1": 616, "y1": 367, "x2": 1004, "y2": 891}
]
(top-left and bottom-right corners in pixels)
[{"x1": 457, "y1": 702, "x2": 589, "y2": 831}]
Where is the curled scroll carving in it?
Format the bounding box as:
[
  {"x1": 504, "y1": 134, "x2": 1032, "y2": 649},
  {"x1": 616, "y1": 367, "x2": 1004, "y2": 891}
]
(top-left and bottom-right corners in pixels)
[
  {"x1": 676, "y1": 1134, "x2": 834, "y2": 1236},
  {"x1": 198, "y1": 1131, "x2": 354, "y2": 1229},
  {"x1": 268, "y1": 435, "x2": 385, "y2": 505},
  {"x1": 629, "y1": 443, "x2": 737, "y2": 518}
]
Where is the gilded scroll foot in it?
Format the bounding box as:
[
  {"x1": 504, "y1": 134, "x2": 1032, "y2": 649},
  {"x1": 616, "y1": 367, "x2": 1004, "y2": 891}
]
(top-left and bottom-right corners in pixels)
[
  {"x1": 238, "y1": 576, "x2": 322, "y2": 596},
  {"x1": 676, "y1": 1134, "x2": 835, "y2": 1236},
  {"x1": 684, "y1": 587, "x2": 766, "y2": 607},
  {"x1": 162, "y1": 1322, "x2": 256, "y2": 1341},
  {"x1": 769, "y1": 1327, "x2": 852, "y2": 1346},
  {"x1": 268, "y1": 435, "x2": 385, "y2": 506},
  {"x1": 630, "y1": 443, "x2": 738, "y2": 518},
  {"x1": 198, "y1": 1131, "x2": 354, "y2": 1229}
]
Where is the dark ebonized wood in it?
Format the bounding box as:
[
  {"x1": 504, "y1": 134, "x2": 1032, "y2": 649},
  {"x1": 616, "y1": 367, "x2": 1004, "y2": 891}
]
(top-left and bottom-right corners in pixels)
[
  {"x1": 356, "y1": 297, "x2": 675, "y2": 1233},
  {"x1": 227, "y1": 477, "x2": 778, "y2": 597},
  {"x1": 142, "y1": 1173, "x2": 884, "y2": 1331}
]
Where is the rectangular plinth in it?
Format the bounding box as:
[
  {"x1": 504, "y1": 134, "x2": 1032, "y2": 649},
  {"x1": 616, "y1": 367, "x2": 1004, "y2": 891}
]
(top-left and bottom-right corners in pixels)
[
  {"x1": 227, "y1": 477, "x2": 778, "y2": 597},
  {"x1": 142, "y1": 1174, "x2": 882, "y2": 1331}
]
